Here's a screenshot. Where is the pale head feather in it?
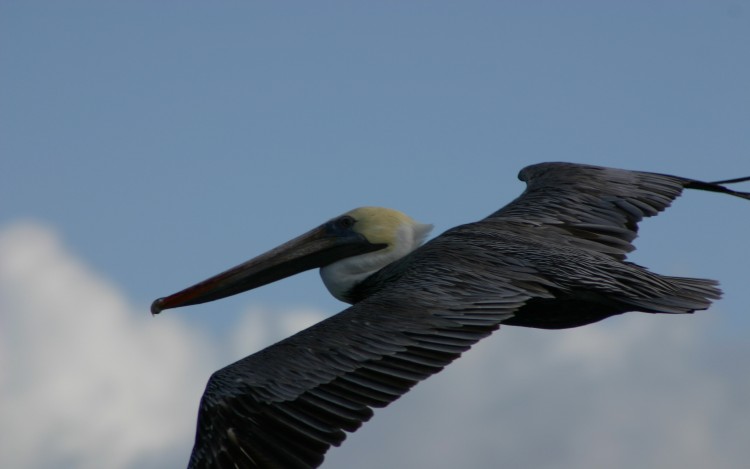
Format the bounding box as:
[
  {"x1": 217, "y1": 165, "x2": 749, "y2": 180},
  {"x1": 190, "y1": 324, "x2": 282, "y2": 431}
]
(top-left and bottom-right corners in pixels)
[{"x1": 320, "y1": 207, "x2": 433, "y2": 302}]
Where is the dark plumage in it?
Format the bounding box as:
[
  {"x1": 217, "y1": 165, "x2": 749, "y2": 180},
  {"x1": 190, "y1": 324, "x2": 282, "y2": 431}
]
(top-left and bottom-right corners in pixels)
[{"x1": 154, "y1": 163, "x2": 749, "y2": 469}]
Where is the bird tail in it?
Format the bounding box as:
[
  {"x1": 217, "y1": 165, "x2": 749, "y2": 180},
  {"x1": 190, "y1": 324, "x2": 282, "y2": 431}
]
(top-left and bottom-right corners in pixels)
[{"x1": 625, "y1": 275, "x2": 722, "y2": 314}]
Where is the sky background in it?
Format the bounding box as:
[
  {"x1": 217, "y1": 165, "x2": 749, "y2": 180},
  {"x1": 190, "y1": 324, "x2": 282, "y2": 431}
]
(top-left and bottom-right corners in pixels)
[{"x1": 2, "y1": 2, "x2": 749, "y2": 468}]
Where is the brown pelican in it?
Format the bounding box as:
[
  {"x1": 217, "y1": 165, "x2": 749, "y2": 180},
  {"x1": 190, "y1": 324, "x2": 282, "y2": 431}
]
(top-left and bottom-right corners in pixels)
[{"x1": 152, "y1": 163, "x2": 749, "y2": 469}]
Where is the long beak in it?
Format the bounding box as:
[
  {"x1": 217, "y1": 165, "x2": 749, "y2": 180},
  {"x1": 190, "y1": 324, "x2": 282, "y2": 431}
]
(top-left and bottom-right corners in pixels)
[{"x1": 151, "y1": 223, "x2": 384, "y2": 314}]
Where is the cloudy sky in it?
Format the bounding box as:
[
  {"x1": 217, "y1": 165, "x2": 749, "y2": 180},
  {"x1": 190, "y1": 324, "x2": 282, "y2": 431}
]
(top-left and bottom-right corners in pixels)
[{"x1": 2, "y1": 2, "x2": 749, "y2": 468}]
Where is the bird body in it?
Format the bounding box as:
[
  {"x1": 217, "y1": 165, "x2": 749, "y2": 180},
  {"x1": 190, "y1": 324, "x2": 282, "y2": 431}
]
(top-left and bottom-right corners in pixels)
[{"x1": 152, "y1": 163, "x2": 750, "y2": 469}]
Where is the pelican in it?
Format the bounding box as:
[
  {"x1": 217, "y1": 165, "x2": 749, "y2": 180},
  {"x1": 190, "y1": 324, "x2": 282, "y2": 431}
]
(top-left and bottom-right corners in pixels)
[{"x1": 152, "y1": 163, "x2": 749, "y2": 469}]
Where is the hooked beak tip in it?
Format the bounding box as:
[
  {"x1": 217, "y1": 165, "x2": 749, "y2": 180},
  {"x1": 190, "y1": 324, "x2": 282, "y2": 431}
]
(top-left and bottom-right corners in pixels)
[{"x1": 151, "y1": 298, "x2": 166, "y2": 316}]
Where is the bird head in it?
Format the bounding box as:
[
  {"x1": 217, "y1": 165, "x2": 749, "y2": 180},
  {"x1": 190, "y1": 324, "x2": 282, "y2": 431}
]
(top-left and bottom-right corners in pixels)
[
  {"x1": 151, "y1": 207, "x2": 432, "y2": 313},
  {"x1": 320, "y1": 207, "x2": 433, "y2": 302}
]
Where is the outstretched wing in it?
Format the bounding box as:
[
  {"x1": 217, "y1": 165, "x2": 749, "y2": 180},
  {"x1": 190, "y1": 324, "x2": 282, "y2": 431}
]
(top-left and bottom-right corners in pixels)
[
  {"x1": 487, "y1": 162, "x2": 750, "y2": 259},
  {"x1": 187, "y1": 268, "x2": 534, "y2": 469}
]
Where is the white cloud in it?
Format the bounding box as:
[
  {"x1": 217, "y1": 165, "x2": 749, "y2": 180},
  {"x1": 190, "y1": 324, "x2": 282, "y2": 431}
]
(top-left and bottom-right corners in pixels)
[
  {"x1": 1, "y1": 222, "x2": 748, "y2": 469},
  {"x1": 0, "y1": 222, "x2": 328, "y2": 469},
  {"x1": 0, "y1": 222, "x2": 211, "y2": 469},
  {"x1": 229, "y1": 306, "x2": 325, "y2": 360}
]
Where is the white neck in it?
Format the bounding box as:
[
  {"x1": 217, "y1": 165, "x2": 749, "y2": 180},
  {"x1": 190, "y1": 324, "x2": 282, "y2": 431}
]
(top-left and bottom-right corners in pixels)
[{"x1": 320, "y1": 219, "x2": 432, "y2": 302}]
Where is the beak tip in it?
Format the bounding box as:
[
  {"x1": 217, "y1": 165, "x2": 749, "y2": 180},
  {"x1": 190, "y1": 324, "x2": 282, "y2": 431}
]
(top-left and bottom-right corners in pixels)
[{"x1": 151, "y1": 298, "x2": 166, "y2": 316}]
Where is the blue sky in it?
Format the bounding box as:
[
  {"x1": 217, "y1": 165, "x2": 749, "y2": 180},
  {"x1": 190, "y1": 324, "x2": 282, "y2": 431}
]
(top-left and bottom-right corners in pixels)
[{"x1": 2, "y1": 2, "x2": 749, "y2": 468}]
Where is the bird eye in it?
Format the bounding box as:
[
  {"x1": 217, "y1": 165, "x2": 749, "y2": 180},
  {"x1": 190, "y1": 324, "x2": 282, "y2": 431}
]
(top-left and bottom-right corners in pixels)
[{"x1": 337, "y1": 215, "x2": 355, "y2": 229}]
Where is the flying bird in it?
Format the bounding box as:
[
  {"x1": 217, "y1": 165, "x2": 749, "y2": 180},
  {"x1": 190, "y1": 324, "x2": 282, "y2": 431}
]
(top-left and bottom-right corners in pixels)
[{"x1": 152, "y1": 163, "x2": 749, "y2": 469}]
